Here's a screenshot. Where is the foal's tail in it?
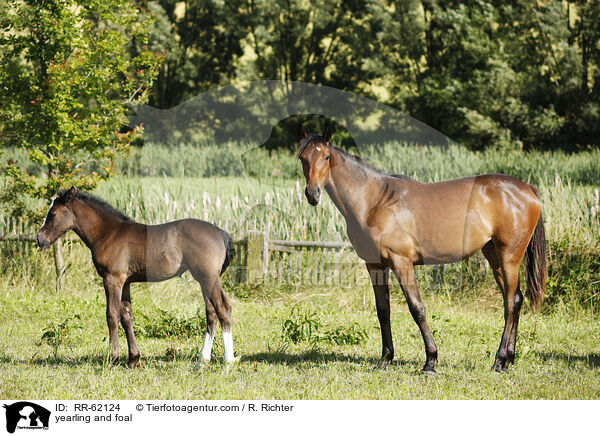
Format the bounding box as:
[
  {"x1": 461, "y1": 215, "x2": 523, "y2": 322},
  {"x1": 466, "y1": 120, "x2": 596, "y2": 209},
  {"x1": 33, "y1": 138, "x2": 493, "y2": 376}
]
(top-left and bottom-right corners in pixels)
[
  {"x1": 219, "y1": 229, "x2": 235, "y2": 275},
  {"x1": 525, "y1": 186, "x2": 547, "y2": 310}
]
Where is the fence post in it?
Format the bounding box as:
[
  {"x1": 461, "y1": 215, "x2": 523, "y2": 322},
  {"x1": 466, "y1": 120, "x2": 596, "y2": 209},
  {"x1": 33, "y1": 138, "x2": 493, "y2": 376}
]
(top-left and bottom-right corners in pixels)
[
  {"x1": 246, "y1": 231, "x2": 268, "y2": 284},
  {"x1": 53, "y1": 238, "x2": 65, "y2": 292}
]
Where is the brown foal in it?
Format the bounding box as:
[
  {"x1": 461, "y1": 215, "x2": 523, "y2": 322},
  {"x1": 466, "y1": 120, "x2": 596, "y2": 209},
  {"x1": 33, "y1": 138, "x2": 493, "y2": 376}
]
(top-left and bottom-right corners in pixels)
[
  {"x1": 297, "y1": 124, "x2": 547, "y2": 373},
  {"x1": 36, "y1": 187, "x2": 235, "y2": 369}
]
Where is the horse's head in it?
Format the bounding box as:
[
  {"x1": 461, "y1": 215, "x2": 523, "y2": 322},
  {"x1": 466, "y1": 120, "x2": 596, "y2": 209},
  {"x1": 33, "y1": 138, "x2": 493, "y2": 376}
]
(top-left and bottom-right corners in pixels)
[
  {"x1": 297, "y1": 123, "x2": 333, "y2": 206},
  {"x1": 36, "y1": 186, "x2": 77, "y2": 249}
]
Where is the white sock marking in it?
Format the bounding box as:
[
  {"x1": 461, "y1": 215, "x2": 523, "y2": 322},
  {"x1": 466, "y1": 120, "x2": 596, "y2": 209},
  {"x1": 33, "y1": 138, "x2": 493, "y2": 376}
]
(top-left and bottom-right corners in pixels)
[
  {"x1": 222, "y1": 331, "x2": 234, "y2": 365},
  {"x1": 195, "y1": 331, "x2": 214, "y2": 368}
]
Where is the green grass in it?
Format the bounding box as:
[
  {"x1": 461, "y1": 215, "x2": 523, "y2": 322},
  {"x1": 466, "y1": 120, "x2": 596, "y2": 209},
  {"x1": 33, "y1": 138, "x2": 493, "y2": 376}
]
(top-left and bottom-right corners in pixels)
[{"x1": 1, "y1": 270, "x2": 599, "y2": 399}]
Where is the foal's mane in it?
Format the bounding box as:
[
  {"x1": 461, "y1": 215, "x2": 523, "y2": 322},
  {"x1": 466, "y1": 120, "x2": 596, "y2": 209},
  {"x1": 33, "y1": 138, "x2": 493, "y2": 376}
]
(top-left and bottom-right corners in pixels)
[{"x1": 57, "y1": 189, "x2": 134, "y2": 222}]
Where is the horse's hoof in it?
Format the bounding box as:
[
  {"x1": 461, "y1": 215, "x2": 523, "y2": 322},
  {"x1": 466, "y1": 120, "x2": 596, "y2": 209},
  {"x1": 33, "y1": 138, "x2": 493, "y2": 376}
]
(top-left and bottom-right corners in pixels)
[
  {"x1": 128, "y1": 356, "x2": 140, "y2": 369},
  {"x1": 374, "y1": 349, "x2": 392, "y2": 370},
  {"x1": 374, "y1": 357, "x2": 391, "y2": 370},
  {"x1": 422, "y1": 368, "x2": 437, "y2": 375}
]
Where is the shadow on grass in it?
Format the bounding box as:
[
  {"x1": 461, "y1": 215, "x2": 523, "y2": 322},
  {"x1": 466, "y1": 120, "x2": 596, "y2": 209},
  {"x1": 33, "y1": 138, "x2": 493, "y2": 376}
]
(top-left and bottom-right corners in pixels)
[
  {"x1": 0, "y1": 353, "x2": 109, "y2": 368},
  {"x1": 239, "y1": 349, "x2": 425, "y2": 370},
  {"x1": 534, "y1": 351, "x2": 600, "y2": 369},
  {"x1": 1, "y1": 348, "x2": 426, "y2": 372}
]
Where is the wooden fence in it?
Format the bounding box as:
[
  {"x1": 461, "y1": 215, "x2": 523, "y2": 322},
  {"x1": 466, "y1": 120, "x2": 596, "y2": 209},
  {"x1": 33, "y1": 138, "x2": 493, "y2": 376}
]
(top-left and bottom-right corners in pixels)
[{"x1": 1, "y1": 217, "x2": 486, "y2": 292}]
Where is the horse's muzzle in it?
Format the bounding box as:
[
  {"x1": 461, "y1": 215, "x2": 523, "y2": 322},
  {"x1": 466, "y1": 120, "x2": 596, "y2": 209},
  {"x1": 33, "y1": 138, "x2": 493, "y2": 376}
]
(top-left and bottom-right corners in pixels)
[
  {"x1": 305, "y1": 186, "x2": 321, "y2": 206},
  {"x1": 36, "y1": 233, "x2": 51, "y2": 249}
]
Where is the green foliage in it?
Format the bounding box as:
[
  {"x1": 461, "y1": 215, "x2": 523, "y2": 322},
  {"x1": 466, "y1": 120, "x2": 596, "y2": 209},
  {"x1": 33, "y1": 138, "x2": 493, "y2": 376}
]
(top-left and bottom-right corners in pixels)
[
  {"x1": 138, "y1": 308, "x2": 206, "y2": 338},
  {"x1": 0, "y1": 0, "x2": 159, "y2": 219},
  {"x1": 64, "y1": 141, "x2": 600, "y2": 185},
  {"x1": 39, "y1": 314, "x2": 82, "y2": 357},
  {"x1": 281, "y1": 306, "x2": 323, "y2": 344},
  {"x1": 545, "y1": 240, "x2": 600, "y2": 309},
  {"x1": 281, "y1": 305, "x2": 368, "y2": 346},
  {"x1": 321, "y1": 323, "x2": 368, "y2": 346},
  {"x1": 146, "y1": 0, "x2": 243, "y2": 108}
]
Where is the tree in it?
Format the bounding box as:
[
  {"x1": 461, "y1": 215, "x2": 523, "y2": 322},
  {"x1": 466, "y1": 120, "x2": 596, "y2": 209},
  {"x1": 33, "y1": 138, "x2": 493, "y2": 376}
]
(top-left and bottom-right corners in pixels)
[
  {"x1": 145, "y1": 0, "x2": 244, "y2": 108},
  {"x1": 234, "y1": 0, "x2": 378, "y2": 94},
  {"x1": 372, "y1": 0, "x2": 600, "y2": 151},
  {"x1": 0, "y1": 0, "x2": 159, "y2": 219}
]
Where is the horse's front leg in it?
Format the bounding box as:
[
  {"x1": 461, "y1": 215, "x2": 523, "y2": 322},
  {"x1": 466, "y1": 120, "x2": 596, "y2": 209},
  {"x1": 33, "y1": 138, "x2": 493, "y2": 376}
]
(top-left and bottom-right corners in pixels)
[
  {"x1": 366, "y1": 263, "x2": 393, "y2": 368},
  {"x1": 120, "y1": 283, "x2": 140, "y2": 369},
  {"x1": 103, "y1": 274, "x2": 125, "y2": 368},
  {"x1": 389, "y1": 254, "x2": 438, "y2": 374}
]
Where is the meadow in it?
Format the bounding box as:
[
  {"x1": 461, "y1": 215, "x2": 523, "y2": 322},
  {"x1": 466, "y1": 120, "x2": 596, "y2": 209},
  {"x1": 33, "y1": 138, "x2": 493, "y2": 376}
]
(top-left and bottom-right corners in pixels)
[{"x1": 1, "y1": 142, "x2": 599, "y2": 399}]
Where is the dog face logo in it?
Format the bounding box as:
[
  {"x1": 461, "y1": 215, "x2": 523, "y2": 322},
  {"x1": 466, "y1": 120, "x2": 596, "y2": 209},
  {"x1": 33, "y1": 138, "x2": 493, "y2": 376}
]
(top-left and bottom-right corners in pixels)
[{"x1": 3, "y1": 402, "x2": 50, "y2": 433}]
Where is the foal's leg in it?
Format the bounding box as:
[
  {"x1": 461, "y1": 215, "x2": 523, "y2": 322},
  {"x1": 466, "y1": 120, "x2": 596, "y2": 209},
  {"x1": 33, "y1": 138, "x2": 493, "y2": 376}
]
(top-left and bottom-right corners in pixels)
[
  {"x1": 194, "y1": 300, "x2": 218, "y2": 368},
  {"x1": 103, "y1": 274, "x2": 125, "y2": 367},
  {"x1": 213, "y1": 282, "x2": 234, "y2": 366},
  {"x1": 366, "y1": 263, "x2": 393, "y2": 368},
  {"x1": 389, "y1": 254, "x2": 437, "y2": 374},
  {"x1": 192, "y1": 271, "x2": 234, "y2": 367},
  {"x1": 120, "y1": 283, "x2": 140, "y2": 369}
]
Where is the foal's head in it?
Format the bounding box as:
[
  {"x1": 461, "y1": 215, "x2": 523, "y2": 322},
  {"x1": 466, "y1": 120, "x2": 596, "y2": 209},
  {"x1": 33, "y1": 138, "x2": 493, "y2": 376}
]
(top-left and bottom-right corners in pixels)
[
  {"x1": 297, "y1": 123, "x2": 333, "y2": 206},
  {"x1": 36, "y1": 187, "x2": 77, "y2": 249}
]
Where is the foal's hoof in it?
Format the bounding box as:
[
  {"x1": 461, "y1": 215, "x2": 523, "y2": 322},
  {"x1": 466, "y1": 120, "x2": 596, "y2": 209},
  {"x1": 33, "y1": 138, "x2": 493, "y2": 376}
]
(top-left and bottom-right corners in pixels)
[
  {"x1": 421, "y1": 367, "x2": 437, "y2": 376},
  {"x1": 492, "y1": 361, "x2": 509, "y2": 373},
  {"x1": 193, "y1": 358, "x2": 210, "y2": 370}
]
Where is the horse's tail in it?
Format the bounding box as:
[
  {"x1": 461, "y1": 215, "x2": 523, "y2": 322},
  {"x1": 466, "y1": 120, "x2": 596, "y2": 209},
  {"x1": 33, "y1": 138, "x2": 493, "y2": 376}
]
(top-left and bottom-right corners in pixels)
[
  {"x1": 219, "y1": 229, "x2": 235, "y2": 276},
  {"x1": 525, "y1": 185, "x2": 547, "y2": 310}
]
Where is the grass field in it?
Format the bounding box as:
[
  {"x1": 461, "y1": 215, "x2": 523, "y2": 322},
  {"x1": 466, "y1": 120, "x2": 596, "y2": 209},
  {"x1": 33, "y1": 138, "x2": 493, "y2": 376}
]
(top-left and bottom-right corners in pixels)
[
  {"x1": 1, "y1": 142, "x2": 599, "y2": 399},
  {"x1": 1, "y1": 273, "x2": 599, "y2": 400}
]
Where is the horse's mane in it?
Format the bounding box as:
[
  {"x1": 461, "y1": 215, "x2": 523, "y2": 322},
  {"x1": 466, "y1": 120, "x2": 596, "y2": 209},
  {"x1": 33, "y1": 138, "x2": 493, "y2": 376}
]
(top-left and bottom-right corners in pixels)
[
  {"x1": 331, "y1": 146, "x2": 387, "y2": 176},
  {"x1": 57, "y1": 189, "x2": 134, "y2": 222},
  {"x1": 298, "y1": 135, "x2": 414, "y2": 180}
]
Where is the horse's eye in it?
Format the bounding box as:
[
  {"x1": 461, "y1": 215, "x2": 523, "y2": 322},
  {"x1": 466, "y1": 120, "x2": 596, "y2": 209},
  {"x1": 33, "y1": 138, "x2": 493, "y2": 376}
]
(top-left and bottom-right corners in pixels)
[{"x1": 324, "y1": 155, "x2": 330, "y2": 161}]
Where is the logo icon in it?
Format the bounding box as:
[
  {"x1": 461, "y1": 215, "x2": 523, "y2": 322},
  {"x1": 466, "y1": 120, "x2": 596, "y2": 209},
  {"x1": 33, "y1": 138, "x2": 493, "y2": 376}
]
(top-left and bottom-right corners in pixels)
[{"x1": 3, "y1": 402, "x2": 50, "y2": 434}]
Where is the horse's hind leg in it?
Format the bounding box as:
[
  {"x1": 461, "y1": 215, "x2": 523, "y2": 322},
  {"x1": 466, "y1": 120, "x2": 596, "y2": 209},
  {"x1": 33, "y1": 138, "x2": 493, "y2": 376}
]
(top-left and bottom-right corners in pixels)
[
  {"x1": 483, "y1": 241, "x2": 523, "y2": 372},
  {"x1": 366, "y1": 263, "x2": 393, "y2": 368},
  {"x1": 120, "y1": 283, "x2": 140, "y2": 369},
  {"x1": 389, "y1": 254, "x2": 438, "y2": 374}
]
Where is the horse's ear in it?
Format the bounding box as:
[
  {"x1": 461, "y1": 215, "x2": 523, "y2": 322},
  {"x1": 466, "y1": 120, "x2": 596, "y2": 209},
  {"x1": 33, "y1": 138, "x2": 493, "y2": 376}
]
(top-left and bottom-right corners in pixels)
[
  {"x1": 297, "y1": 123, "x2": 307, "y2": 140},
  {"x1": 323, "y1": 123, "x2": 332, "y2": 143},
  {"x1": 65, "y1": 186, "x2": 76, "y2": 203}
]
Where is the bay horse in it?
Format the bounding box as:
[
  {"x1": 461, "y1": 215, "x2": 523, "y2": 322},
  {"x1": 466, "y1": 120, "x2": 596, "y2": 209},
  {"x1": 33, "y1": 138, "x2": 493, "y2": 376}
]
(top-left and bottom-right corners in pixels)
[
  {"x1": 36, "y1": 187, "x2": 235, "y2": 369},
  {"x1": 297, "y1": 124, "x2": 547, "y2": 373}
]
